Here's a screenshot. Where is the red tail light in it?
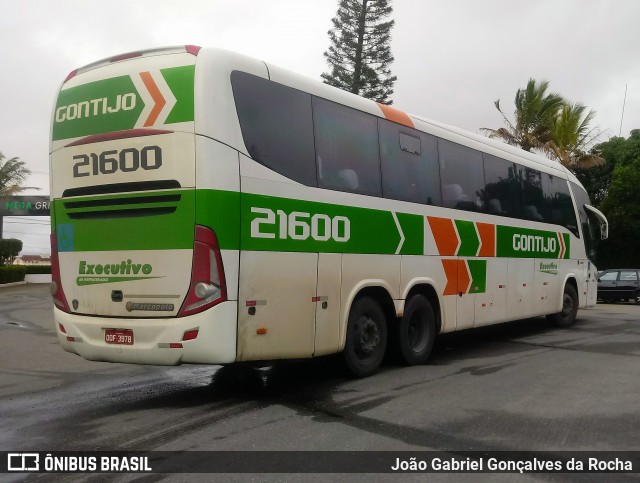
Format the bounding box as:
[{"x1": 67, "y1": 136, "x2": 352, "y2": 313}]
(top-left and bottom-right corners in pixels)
[
  {"x1": 185, "y1": 45, "x2": 201, "y2": 56},
  {"x1": 50, "y1": 233, "x2": 70, "y2": 313},
  {"x1": 178, "y1": 226, "x2": 227, "y2": 317}
]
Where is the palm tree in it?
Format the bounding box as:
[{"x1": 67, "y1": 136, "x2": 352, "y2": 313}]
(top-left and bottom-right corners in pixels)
[
  {"x1": 544, "y1": 102, "x2": 605, "y2": 169},
  {"x1": 482, "y1": 78, "x2": 564, "y2": 152},
  {"x1": 0, "y1": 152, "x2": 34, "y2": 197}
]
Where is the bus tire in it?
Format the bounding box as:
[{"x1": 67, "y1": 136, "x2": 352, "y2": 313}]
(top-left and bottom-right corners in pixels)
[
  {"x1": 547, "y1": 283, "x2": 578, "y2": 328},
  {"x1": 343, "y1": 296, "x2": 388, "y2": 377},
  {"x1": 396, "y1": 294, "x2": 435, "y2": 365}
]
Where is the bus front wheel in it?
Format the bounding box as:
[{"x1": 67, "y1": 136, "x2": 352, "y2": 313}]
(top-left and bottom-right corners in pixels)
[
  {"x1": 343, "y1": 296, "x2": 388, "y2": 377},
  {"x1": 547, "y1": 283, "x2": 578, "y2": 328},
  {"x1": 395, "y1": 294, "x2": 436, "y2": 365}
]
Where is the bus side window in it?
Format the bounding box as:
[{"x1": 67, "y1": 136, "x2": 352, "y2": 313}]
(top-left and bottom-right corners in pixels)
[
  {"x1": 313, "y1": 98, "x2": 381, "y2": 196},
  {"x1": 482, "y1": 154, "x2": 516, "y2": 217},
  {"x1": 438, "y1": 139, "x2": 484, "y2": 211},
  {"x1": 379, "y1": 120, "x2": 440, "y2": 205},
  {"x1": 551, "y1": 178, "x2": 579, "y2": 237},
  {"x1": 231, "y1": 71, "x2": 317, "y2": 186},
  {"x1": 522, "y1": 168, "x2": 549, "y2": 222}
]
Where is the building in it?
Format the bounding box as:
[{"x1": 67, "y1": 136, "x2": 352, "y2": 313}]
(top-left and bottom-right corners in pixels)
[{"x1": 14, "y1": 255, "x2": 51, "y2": 266}]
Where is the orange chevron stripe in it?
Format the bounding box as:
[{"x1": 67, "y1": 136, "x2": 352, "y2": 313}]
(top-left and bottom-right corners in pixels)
[
  {"x1": 139, "y1": 71, "x2": 166, "y2": 127},
  {"x1": 441, "y1": 259, "x2": 470, "y2": 296},
  {"x1": 428, "y1": 216, "x2": 458, "y2": 256},
  {"x1": 377, "y1": 103, "x2": 414, "y2": 128},
  {"x1": 476, "y1": 222, "x2": 496, "y2": 257},
  {"x1": 442, "y1": 259, "x2": 459, "y2": 296}
]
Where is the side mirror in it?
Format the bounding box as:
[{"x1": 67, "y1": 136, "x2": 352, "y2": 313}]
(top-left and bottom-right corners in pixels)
[{"x1": 585, "y1": 204, "x2": 609, "y2": 240}]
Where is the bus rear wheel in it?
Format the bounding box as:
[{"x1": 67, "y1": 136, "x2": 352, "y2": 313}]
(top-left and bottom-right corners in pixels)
[
  {"x1": 547, "y1": 283, "x2": 578, "y2": 328},
  {"x1": 343, "y1": 296, "x2": 388, "y2": 377},
  {"x1": 395, "y1": 294, "x2": 435, "y2": 365}
]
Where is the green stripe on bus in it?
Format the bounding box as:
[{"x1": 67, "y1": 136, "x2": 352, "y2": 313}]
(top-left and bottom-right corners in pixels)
[
  {"x1": 195, "y1": 189, "x2": 241, "y2": 249},
  {"x1": 162, "y1": 65, "x2": 195, "y2": 124},
  {"x1": 53, "y1": 188, "x2": 573, "y2": 260},
  {"x1": 239, "y1": 193, "x2": 397, "y2": 254},
  {"x1": 455, "y1": 220, "x2": 479, "y2": 256},
  {"x1": 467, "y1": 259, "x2": 487, "y2": 294},
  {"x1": 53, "y1": 190, "x2": 195, "y2": 252},
  {"x1": 496, "y1": 225, "x2": 565, "y2": 259},
  {"x1": 396, "y1": 212, "x2": 424, "y2": 255},
  {"x1": 563, "y1": 233, "x2": 571, "y2": 259}
]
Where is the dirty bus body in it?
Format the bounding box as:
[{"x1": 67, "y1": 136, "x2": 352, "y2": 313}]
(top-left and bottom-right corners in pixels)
[{"x1": 50, "y1": 46, "x2": 608, "y2": 376}]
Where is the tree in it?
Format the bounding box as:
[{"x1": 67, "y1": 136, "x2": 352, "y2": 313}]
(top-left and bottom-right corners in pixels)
[
  {"x1": 482, "y1": 79, "x2": 604, "y2": 169},
  {"x1": 482, "y1": 79, "x2": 564, "y2": 152},
  {"x1": 0, "y1": 152, "x2": 33, "y2": 197},
  {"x1": 0, "y1": 238, "x2": 23, "y2": 265},
  {"x1": 587, "y1": 130, "x2": 640, "y2": 268},
  {"x1": 322, "y1": 0, "x2": 397, "y2": 104},
  {"x1": 545, "y1": 102, "x2": 604, "y2": 169}
]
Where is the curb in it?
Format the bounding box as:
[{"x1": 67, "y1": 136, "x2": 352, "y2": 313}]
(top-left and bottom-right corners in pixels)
[{"x1": 0, "y1": 281, "x2": 28, "y2": 289}]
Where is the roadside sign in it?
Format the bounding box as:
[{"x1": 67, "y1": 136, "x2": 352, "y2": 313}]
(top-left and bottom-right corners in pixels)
[{"x1": 0, "y1": 196, "x2": 50, "y2": 216}]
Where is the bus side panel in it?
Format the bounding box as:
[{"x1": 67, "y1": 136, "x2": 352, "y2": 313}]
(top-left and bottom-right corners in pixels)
[
  {"x1": 474, "y1": 258, "x2": 508, "y2": 327},
  {"x1": 534, "y1": 257, "x2": 561, "y2": 314},
  {"x1": 585, "y1": 261, "x2": 598, "y2": 306},
  {"x1": 314, "y1": 253, "x2": 343, "y2": 357},
  {"x1": 507, "y1": 258, "x2": 535, "y2": 319},
  {"x1": 194, "y1": 137, "x2": 241, "y2": 301},
  {"x1": 237, "y1": 251, "x2": 317, "y2": 361}
]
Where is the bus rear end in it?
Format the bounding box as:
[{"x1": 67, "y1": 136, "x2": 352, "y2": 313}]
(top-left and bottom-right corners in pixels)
[{"x1": 49, "y1": 46, "x2": 237, "y2": 365}]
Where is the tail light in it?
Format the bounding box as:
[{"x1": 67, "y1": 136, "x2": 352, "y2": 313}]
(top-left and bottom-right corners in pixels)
[
  {"x1": 178, "y1": 226, "x2": 227, "y2": 317},
  {"x1": 50, "y1": 233, "x2": 70, "y2": 313}
]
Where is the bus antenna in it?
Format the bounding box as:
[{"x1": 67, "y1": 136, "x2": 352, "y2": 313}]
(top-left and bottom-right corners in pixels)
[{"x1": 619, "y1": 83, "x2": 628, "y2": 137}]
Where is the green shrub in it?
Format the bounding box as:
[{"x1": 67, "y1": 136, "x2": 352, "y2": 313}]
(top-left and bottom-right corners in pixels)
[
  {"x1": 25, "y1": 265, "x2": 52, "y2": 275},
  {"x1": 0, "y1": 266, "x2": 27, "y2": 284}
]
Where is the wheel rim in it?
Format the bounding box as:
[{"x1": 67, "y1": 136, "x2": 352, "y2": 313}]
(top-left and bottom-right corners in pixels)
[
  {"x1": 407, "y1": 311, "x2": 428, "y2": 352},
  {"x1": 354, "y1": 315, "x2": 380, "y2": 359}
]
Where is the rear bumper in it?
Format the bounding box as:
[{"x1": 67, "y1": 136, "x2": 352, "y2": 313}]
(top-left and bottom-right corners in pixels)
[{"x1": 54, "y1": 301, "x2": 238, "y2": 365}]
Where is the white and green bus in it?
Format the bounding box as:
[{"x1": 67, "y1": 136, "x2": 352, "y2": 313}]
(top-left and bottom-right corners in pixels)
[{"x1": 50, "y1": 46, "x2": 608, "y2": 376}]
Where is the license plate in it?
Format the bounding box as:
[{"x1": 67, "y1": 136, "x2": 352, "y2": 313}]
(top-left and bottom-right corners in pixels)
[{"x1": 105, "y1": 329, "x2": 134, "y2": 345}]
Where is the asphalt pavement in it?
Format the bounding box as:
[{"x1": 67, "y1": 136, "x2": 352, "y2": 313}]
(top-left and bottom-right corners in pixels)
[{"x1": 1, "y1": 284, "x2": 639, "y2": 481}]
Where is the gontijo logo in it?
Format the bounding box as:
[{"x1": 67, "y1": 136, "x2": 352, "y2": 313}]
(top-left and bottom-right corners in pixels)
[
  {"x1": 52, "y1": 65, "x2": 195, "y2": 141},
  {"x1": 512, "y1": 233, "x2": 556, "y2": 253},
  {"x1": 55, "y1": 93, "x2": 137, "y2": 122}
]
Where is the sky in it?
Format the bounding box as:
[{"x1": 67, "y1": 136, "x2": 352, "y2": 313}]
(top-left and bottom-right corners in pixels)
[{"x1": 1, "y1": 0, "x2": 639, "y2": 255}]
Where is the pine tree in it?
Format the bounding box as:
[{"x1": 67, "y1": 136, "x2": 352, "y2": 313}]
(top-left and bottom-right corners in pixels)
[{"x1": 322, "y1": 0, "x2": 397, "y2": 105}]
